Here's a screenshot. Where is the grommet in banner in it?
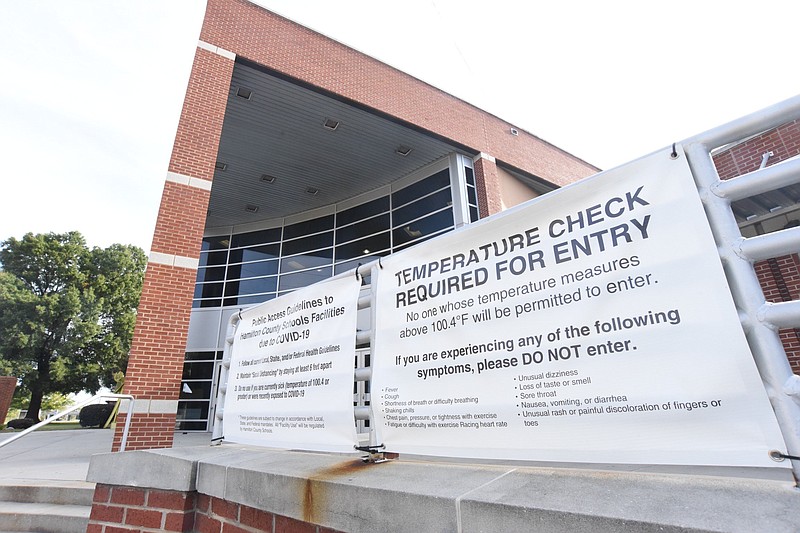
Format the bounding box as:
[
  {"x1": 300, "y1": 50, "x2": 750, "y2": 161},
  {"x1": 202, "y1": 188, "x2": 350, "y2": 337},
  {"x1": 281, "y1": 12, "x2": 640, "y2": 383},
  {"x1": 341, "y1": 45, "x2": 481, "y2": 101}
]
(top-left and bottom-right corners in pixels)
[
  {"x1": 769, "y1": 449, "x2": 800, "y2": 462},
  {"x1": 670, "y1": 143, "x2": 679, "y2": 159}
]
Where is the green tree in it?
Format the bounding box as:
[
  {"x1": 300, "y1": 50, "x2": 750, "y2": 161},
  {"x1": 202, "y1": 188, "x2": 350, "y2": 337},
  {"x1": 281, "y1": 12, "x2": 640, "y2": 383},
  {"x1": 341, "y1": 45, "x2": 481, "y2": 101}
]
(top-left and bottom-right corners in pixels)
[
  {"x1": 0, "y1": 232, "x2": 146, "y2": 421},
  {"x1": 10, "y1": 391, "x2": 73, "y2": 414}
]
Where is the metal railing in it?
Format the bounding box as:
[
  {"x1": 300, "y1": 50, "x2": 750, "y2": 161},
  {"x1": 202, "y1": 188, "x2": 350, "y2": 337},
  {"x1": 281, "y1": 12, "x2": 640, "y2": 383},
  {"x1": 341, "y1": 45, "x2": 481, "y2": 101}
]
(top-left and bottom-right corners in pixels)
[
  {"x1": 682, "y1": 94, "x2": 800, "y2": 481},
  {"x1": 0, "y1": 393, "x2": 135, "y2": 452}
]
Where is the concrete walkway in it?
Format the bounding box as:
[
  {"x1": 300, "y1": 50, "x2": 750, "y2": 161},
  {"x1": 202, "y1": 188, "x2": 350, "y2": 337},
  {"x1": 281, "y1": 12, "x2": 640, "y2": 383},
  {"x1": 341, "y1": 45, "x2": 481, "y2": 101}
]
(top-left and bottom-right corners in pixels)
[{"x1": 0, "y1": 429, "x2": 211, "y2": 483}]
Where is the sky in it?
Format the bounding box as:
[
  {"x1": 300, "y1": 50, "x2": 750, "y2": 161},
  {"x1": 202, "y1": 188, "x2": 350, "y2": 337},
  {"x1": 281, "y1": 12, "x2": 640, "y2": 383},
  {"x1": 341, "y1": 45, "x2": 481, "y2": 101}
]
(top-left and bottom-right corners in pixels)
[{"x1": 1, "y1": 0, "x2": 798, "y2": 254}]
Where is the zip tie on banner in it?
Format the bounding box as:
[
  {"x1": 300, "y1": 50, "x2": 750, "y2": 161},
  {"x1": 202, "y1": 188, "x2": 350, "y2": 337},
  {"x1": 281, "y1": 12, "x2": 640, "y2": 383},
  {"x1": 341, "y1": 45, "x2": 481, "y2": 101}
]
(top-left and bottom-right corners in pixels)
[
  {"x1": 670, "y1": 142, "x2": 679, "y2": 159},
  {"x1": 770, "y1": 450, "x2": 800, "y2": 462},
  {"x1": 355, "y1": 263, "x2": 362, "y2": 281},
  {"x1": 378, "y1": 256, "x2": 384, "y2": 269},
  {"x1": 211, "y1": 436, "x2": 224, "y2": 443}
]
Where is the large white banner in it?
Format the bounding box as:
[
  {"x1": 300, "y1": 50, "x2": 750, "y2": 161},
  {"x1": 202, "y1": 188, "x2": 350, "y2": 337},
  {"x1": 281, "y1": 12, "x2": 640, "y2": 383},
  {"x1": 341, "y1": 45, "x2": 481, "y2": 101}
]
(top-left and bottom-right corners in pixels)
[
  {"x1": 371, "y1": 147, "x2": 788, "y2": 467},
  {"x1": 223, "y1": 275, "x2": 360, "y2": 452}
]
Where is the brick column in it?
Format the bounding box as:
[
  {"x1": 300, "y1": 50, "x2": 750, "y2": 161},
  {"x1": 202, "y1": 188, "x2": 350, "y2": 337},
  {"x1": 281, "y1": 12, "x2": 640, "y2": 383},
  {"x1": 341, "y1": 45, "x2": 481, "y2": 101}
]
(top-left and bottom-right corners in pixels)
[
  {"x1": 0, "y1": 376, "x2": 16, "y2": 424},
  {"x1": 113, "y1": 42, "x2": 235, "y2": 451},
  {"x1": 473, "y1": 153, "x2": 503, "y2": 218}
]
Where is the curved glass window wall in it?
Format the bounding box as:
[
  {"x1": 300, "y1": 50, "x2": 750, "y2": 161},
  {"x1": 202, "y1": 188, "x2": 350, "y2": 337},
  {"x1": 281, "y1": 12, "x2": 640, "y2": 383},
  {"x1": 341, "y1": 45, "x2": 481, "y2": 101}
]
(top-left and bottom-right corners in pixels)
[{"x1": 194, "y1": 165, "x2": 467, "y2": 309}]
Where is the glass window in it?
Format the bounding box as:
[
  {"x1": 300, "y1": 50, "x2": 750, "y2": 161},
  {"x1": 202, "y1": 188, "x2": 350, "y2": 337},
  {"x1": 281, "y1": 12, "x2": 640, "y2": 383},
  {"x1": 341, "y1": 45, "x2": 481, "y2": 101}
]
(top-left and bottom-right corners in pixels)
[
  {"x1": 194, "y1": 283, "x2": 223, "y2": 299},
  {"x1": 392, "y1": 169, "x2": 450, "y2": 208},
  {"x1": 196, "y1": 266, "x2": 226, "y2": 283},
  {"x1": 284, "y1": 215, "x2": 334, "y2": 240},
  {"x1": 281, "y1": 232, "x2": 333, "y2": 256},
  {"x1": 179, "y1": 381, "x2": 212, "y2": 400},
  {"x1": 393, "y1": 210, "x2": 454, "y2": 247},
  {"x1": 225, "y1": 293, "x2": 276, "y2": 307},
  {"x1": 279, "y1": 268, "x2": 333, "y2": 291},
  {"x1": 201, "y1": 236, "x2": 230, "y2": 251},
  {"x1": 464, "y1": 167, "x2": 480, "y2": 222},
  {"x1": 185, "y1": 351, "x2": 216, "y2": 361},
  {"x1": 337, "y1": 196, "x2": 390, "y2": 227},
  {"x1": 335, "y1": 233, "x2": 390, "y2": 261},
  {"x1": 182, "y1": 361, "x2": 214, "y2": 380},
  {"x1": 231, "y1": 228, "x2": 281, "y2": 248},
  {"x1": 280, "y1": 251, "x2": 333, "y2": 273},
  {"x1": 228, "y1": 244, "x2": 279, "y2": 264},
  {"x1": 467, "y1": 187, "x2": 478, "y2": 205},
  {"x1": 224, "y1": 276, "x2": 277, "y2": 297},
  {"x1": 199, "y1": 251, "x2": 228, "y2": 267},
  {"x1": 465, "y1": 166, "x2": 476, "y2": 187},
  {"x1": 227, "y1": 260, "x2": 279, "y2": 280},
  {"x1": 177, "y1": 401, "x2": 209, "y2": 420},
  {"x1": 467, "y1": 184, "x2": 478, "y2": 207},
  {"x1": 336, "y1": 214, "x2": 390, "y2": 244},
  {"x1": 392, "y1": 188, "x2": 452, "y2": 227},
  {"x1": 192, "y1": 165, "x2": 459, "y2": 310}
]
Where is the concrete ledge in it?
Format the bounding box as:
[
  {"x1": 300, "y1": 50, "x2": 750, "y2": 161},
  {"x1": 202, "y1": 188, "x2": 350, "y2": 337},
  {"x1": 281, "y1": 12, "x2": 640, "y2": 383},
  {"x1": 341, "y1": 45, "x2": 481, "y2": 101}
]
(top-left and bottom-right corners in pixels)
[
  {"x1": 87, "y1": 446, "x2": 238, "y2": 492},
  {"x1": 88, "y1": 445, "x2": 800, "y2": 532}
]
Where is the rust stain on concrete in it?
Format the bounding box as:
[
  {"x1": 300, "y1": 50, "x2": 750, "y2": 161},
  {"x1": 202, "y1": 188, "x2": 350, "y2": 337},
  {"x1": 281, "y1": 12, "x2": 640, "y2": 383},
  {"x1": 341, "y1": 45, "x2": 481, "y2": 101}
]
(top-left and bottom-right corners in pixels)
[{"x1": 302, "y1": 459, "x2": 374, "y2": 524}]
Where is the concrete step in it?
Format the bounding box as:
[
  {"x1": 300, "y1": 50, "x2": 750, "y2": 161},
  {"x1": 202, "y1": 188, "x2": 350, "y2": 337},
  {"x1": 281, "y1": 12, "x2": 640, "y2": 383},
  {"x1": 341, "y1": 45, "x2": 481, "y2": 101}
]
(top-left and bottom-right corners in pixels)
[
  {"x1": 0, "y1": 480, "x2": 93, "y2": 533},
  {"x1": 0, "y1": 501, "x2": 89, "y2": 533},
  {"x1": 0, "y1": 480, "x2": 94, "y2": 506}
]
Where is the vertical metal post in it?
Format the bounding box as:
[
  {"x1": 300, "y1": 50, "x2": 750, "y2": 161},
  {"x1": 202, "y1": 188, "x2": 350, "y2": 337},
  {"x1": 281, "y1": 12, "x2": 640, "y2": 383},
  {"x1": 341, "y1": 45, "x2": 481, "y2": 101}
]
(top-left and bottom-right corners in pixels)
[
  {"x1": 212, "y1": 312, "x2": 240, "y2": 443},
  {"x1": 367, "y1": 262, "x2": 381, "y2": 449}
]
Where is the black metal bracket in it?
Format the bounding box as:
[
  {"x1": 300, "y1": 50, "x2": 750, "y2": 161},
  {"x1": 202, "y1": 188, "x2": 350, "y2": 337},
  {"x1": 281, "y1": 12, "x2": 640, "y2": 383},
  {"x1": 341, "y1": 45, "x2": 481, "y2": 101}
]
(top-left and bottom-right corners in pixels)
[{"x1": 355, "y1": 444, "x2": 392, "y2": 463}]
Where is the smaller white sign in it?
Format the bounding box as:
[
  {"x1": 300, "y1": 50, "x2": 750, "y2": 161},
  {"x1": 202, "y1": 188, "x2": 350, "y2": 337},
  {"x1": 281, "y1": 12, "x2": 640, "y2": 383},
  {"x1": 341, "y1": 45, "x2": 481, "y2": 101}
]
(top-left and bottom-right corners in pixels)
[{"x1": 223, "y1": 275, "x2": 360, "y2": 452}]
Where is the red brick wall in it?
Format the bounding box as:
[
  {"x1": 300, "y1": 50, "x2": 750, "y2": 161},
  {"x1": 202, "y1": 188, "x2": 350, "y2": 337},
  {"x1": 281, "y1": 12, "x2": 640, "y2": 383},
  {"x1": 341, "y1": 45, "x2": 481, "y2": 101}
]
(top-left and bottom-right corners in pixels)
[
  {"x1": 88, "y1": 485, "x2": 343, "y2": 533},
  {"x1": 473, "y1": 157, "x2": 503, "y2": 217},
  {"x1": 754, "y1": 255, "x2": 800, "y2": 372},
  {"x1": 714, "y1": 119, "x2": 800, "y2": 178},
  {"x1": 114, "y1": 42, "x2": 235, "y2": 450},
  {"x1": 166, "y1": 47, "x2": 234, "y2": 184},
  {"x1": 0, "y1": 376, "x2": 16, "y2": 423},
  {"x1": 713, "y1": 119, "x2": 800, "y2": 374},
  {"x1": 199, "y1": 0, "x2": 598, "y2": 186}
]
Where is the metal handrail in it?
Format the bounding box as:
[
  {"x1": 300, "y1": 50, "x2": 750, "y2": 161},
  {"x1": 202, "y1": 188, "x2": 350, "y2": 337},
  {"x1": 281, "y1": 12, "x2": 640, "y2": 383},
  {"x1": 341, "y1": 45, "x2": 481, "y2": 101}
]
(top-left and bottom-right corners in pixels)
[{"x1": 0, "y1": 393, "x2": 135, "y2": 452}]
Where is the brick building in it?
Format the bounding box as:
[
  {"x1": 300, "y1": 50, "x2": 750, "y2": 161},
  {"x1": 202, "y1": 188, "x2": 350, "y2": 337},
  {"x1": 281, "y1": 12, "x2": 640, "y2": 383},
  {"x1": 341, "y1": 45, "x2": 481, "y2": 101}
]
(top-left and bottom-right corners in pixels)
[
  {"x1": 115, "y1": 0, "x2": 599, "y2": 451},
  {"x1": 712, "y1": 119, "x2": 800, "y2": 372}
]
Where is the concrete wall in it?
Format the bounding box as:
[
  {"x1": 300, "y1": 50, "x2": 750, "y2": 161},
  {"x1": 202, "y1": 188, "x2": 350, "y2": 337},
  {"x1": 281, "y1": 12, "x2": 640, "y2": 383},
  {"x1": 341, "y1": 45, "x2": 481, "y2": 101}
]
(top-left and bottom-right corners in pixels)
[
  {"x1": 497, "y1": 166, "x2": 540, "y2": 210},
  {"x1": 86, "y1": 445, "x2": 799, "y2": 533}
]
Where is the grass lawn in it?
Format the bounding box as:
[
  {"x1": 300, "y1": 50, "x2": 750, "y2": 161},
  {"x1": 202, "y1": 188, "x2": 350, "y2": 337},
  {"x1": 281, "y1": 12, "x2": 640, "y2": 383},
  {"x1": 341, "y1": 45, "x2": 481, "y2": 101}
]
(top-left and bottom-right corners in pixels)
[{"x1": 1, "y1": 421, "x2": 109, "y2": 432}]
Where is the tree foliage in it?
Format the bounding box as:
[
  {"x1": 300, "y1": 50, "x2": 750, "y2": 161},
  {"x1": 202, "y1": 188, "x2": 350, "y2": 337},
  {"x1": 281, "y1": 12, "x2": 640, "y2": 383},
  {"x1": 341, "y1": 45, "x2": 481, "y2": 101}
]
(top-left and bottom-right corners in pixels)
[
  {"x1": 10, "y1": 391, "x2": 73, "y2": 414},
  {"x1": 0, "y1": 232, "x2": 146, "y2": 421}
]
